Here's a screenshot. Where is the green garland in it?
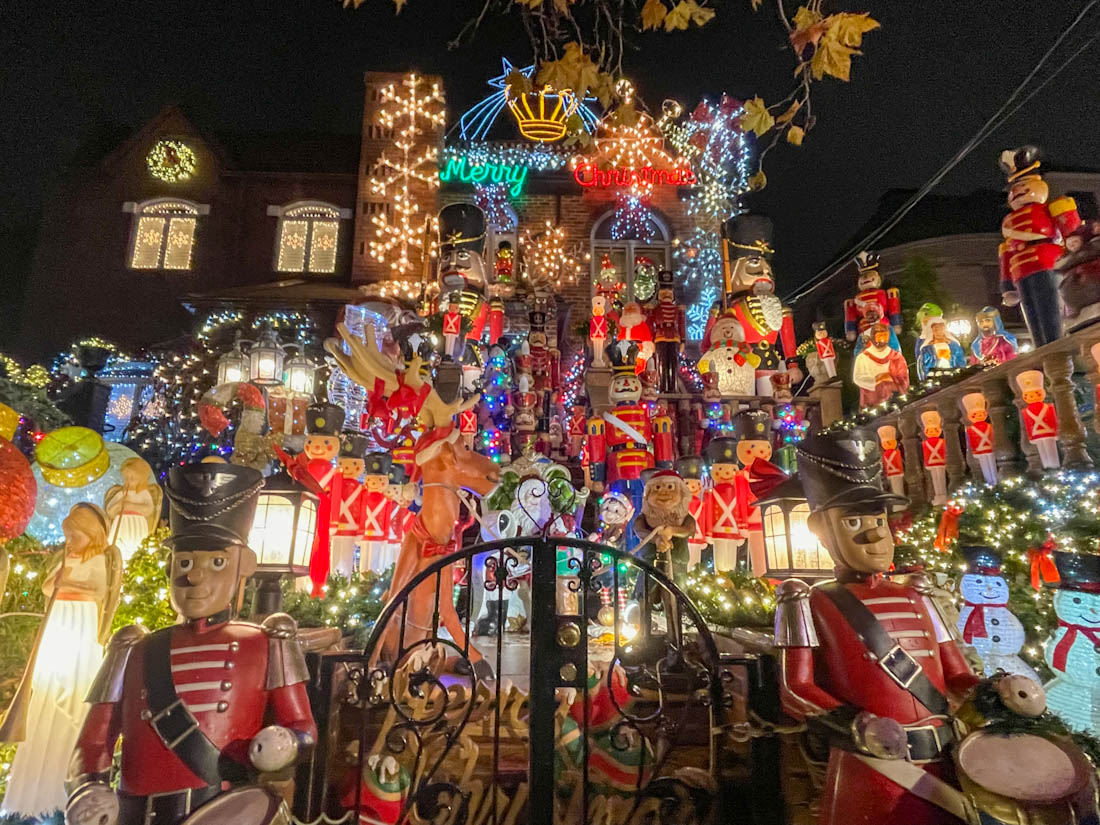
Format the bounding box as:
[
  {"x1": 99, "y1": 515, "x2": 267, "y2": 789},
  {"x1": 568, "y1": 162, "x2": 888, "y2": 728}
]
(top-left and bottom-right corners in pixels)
[{"x1": 684, "y1": 568, "x2": 776, "y2": 629}]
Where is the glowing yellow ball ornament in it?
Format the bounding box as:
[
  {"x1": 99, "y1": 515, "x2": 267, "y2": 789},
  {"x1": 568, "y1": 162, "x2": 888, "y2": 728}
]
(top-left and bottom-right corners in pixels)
[{"x1": 35, "y1": 426, "x2": 109, "y2": 488}]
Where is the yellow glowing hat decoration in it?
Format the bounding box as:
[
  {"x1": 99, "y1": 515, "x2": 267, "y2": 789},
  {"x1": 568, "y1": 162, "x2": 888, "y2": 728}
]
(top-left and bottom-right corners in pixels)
[{"x1": 35, "y1": 426, "x2": 109, "y2": 488}]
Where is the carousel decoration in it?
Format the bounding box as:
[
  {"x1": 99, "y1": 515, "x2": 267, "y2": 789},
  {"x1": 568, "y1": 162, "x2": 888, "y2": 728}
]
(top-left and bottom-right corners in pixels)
[{"x1": 1016, "y1": 369, "x2": 1060, "y2": 470}]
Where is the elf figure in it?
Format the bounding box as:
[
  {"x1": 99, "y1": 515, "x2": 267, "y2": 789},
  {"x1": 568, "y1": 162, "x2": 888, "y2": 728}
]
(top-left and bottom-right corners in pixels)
[
  {"x1": 876, "y1": 425, "x2": 905, "y2": 498},
  {"x1": 1044, "y1": 551, "x2": 1100, "y2": 736},
  {"x1": 1016, "y1": 369, "x2": 1060, "y2": 470},
  {"x1": 359, "y1": 453, "x2": 395, "y2": 575},
  {"x1": 961, "y1": 391, "x2": 998, "y2": 485},
  {"x1": 442, "y1": 297, "x2": 463, "y2": 361},
  {"x1": 332, "y1": 434, "x2": 369, "y2": 579},
  {"x1": 920, "y1": 409, "x2": 947, "y2": 506},
  {"x1": 703, "y1": 437, "x2": 743, "y2": 573},
  {"x1": 957, "y1": 545, "x2": 1040, "y2": 681},
  {"x1": 813, "y1": 321, "x2": 837, "y2": 379},
  {"x1": 649, "y1": 270, "x2": 686, "y2": 394},
  {"x1": 732, "y1": 410, "x2": 787, "y2": 576},
  {"x1": 999, "y1": 145, "x2": 1081, "y2": 347},
  {"x1": 590, "y1": 295, "x2": 611, "y2": 368},
  {"x1": 675, "y1": 455, "x2": 710, "y2": 570},
  {"x1": 843, "y1": 250, "x2": 902, "y2": 342}
]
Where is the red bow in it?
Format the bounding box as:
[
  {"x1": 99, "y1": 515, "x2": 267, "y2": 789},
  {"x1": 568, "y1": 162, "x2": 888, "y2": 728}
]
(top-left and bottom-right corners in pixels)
[
  {"x1": 1028, "y1": 537, "x2": 1060, "y2": 591},
  {"x1": 961, "y1": 601, "x2": 1008, "y2": 642},
  {"x1": 934, "y1": 503, "x2": 963, "y2": 552},
  {"x1": 1052, "y1": 619, "x2": 1100, "y2": 671}
]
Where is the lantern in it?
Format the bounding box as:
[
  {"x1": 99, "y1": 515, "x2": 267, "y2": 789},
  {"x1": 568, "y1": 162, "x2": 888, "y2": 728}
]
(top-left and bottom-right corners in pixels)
[
  {"x1": 248, "y1": 328, "x2": 285, "y2": 386},
  {"x1": 248, "y1": 472, "x2": 318, "y2": 614},
  {"x1": 757, "y1": 477, "x2": 833, "y2": 579},
  {"x1": 217, "y1": 334, "x2": 251, "y2": 385},
  {"x1": 283, "y1": 348, "x2": 318, "y2": 396}
]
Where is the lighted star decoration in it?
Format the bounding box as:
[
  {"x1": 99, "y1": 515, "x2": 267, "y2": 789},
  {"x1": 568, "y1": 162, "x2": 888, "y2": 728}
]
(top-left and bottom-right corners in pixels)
[
  {"x1": 520, "y1": 221, "x2": 583, "y2": 290},
  {"x1": 455, "y1": 57, "x2": 601, "y2": 141},
  {"x1": 368, "y1": 73, "x2": 446, "y2": 276}
]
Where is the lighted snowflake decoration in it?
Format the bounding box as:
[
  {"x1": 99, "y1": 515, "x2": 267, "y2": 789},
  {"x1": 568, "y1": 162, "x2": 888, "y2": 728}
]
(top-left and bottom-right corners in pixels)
[{"x1": 147, "y1": 140, "x2": 197, "y2": 183}]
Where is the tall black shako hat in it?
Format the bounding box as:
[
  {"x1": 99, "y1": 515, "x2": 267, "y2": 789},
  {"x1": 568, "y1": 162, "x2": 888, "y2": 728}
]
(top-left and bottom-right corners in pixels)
[
  {"x1": 340, "y1": 433, "x2": 370, "y2": 459},
  {"x1": 704, "y1": 437, "x2": 738, "y2": 467},
  {"x1": 657, "y1": 269, "x2": 675, "y2": 289},
  {"x1": 307, "y1": 402, "x2": 344, "y2": 436},
  {"x1": 796, "y1": 428, "x2": 907, "y2": 514},
  {"x1": 365, "y1": 452, "x2": 392, "y2": 476},
  {"x1": 1000, "y1": 145, "x2": 1042, "y2": 187},
  {"x1": 605, "y1": 340, "x2": 640, "y2": 374},
  {"x1": 733, "y1": 409, "x2": 770, "y2": 442},
  {"x1": 438, "y1": 203, "x2": 486, "y2": 256},
  {"x1": 721, "y1": 213, "x2": 774, "y2": 261},
  {"x1": 164, "y1": 463, "x2": 263, "y2": 551},
  {"x1": 1053, "y1": 551, "x2": 1100, "y2": 592},
  {"x1": 674, "y1": 455, "x2": 705, "y2": 480}
]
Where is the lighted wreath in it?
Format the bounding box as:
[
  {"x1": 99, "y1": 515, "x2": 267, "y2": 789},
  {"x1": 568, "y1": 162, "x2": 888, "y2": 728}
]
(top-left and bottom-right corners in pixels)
[{"x1": 147, "y1": 139, "x2": 197, "y2": 183}]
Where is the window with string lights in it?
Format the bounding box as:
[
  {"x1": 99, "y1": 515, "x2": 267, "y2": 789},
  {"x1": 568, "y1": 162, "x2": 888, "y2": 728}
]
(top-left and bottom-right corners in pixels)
[
  {"x1": 269, "y1": 201, "x2": 352, "y2": 275},
  {"x1": 124, "y1": 198, "x2": 207, "y2": 271},
  {"x1": 589, "y1": 207, "x2": 670, "y2": 305}
]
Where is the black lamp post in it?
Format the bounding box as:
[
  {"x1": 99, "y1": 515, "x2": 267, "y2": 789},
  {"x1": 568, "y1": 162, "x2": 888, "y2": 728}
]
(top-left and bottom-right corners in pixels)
[
  {"x1": 248, "y1": 471, "x2": 318, "y2": 615},
  {"x1": 757, "y1": 476, "x2": 835, "y2": 580}
]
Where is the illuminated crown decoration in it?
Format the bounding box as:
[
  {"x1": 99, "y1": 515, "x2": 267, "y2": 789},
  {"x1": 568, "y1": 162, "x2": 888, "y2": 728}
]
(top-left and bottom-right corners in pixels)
[{"x1": 506, "y1": 84, "x2": 580, "y2": 143}]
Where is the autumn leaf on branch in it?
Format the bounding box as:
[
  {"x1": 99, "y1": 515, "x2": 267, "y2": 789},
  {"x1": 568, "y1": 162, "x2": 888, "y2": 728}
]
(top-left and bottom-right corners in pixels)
[
  {"x1": 809, "y1": 12, "x2": 880, "y2": 81},
  {"x1": 748, "y1": 170, "x2": 767, "y2": 191},
  {"x1": 738, "y1": 96, "x2": 774, "y2": 137},
  {"x1": 830, "y1": 12, "x2": 880, "y2": 47},
  {"x1": 775, "y1": 100, "x2": 801, "y2": 124},
  {"x1": 641, "y1": 0, "x2": 668, "y2": 30},
  {"x1": 786, "y1": 125, "x2": 805, "y2": 146},
  {"x1": 663, "y1": 0, "x2": 715, "y2": 32},
  {"x1": 789, "y1": 6, "x2": 828, "y2": 55},
  {"x1": 537, "y1": 42, "x2": 602, "y2": 99}
]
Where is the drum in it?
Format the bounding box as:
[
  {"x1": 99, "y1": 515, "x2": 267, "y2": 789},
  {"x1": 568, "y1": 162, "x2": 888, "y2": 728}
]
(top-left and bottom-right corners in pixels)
[
  {"x1": 180, "y1": 787, "x2": 291, "y2": 825},
  {"x1": 955, "y1": 730, "x2": 1098, "y2": 825}
]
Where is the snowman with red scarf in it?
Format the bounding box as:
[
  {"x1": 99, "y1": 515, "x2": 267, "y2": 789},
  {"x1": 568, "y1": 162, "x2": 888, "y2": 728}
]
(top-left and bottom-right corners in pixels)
[
  {"x1": 956, "y1": 545, "x2": 1038, "y2": 681},
  {"x1": 1044, "y1": 551, "x2": 1100, "y2": 735}
]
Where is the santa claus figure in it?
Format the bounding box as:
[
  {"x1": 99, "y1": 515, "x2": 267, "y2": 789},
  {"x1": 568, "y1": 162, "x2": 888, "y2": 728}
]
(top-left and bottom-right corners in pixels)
[
  {"x1": 876, "y1": 425, "x2": 905, "y2": 497},
  {"x1": 961, "y1": 391, "x2": 998, "y2": 485},
  {"x1": 1016, "y1": 369, "x2": 1060, "y2": 469},
  {"x1": 616, "y1": 302, "x2": 654, "y2": 375},
  {"x1": 698, "y1": 308, "x2": 758, "y2": 400},
  {"x1": 332, "y1": 434, "x2": 369, "y2": 578},
  {"x1": 920, "y1": 409, "x2": 948, "y2": 505},
  {"x1": 853, "y1": 323, "x2": 910, "y2": 407},
  {"x1": 675, "y1": 455, "x2": 710, "y2": 570},
  {"x1": 589, "y1": 295, "x2": 611, "y2": 368},
  {"x1": 360, "y1": 453, "x2": 396, "y2": 575},
  {"x1": 844, "y1": 250, "x2": 902, "y2": 342},
  {"x1": 813, "y1": 321, "x2": 837, "y2": 379}
]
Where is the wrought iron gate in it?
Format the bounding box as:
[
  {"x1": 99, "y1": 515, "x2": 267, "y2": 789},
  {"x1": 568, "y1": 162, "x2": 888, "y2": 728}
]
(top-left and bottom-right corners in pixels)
[{"x1": 326, "y1": 537, "x2": 727, "y2": 825}]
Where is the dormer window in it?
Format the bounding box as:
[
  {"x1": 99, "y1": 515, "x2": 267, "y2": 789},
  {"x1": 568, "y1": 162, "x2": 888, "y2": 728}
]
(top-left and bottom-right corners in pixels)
[
  {"x1": 269, "y1": 202, "x2": 351, "y2": 274},
  {"x1": 125, "y1": 198, "x2": 206, "y2": 270}
]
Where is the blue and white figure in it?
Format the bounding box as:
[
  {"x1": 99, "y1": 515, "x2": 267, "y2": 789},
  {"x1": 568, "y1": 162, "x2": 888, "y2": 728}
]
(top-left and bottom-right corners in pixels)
[
  {"x1": 1044, "y1": 551, "x2": 1100, "y2": 735},
  {"x1": 916, "y1": 314, "x2": 966, "y2": 381},
  {"x1": 956, "y1": 546, "x2": 1039, "y2": 681}
]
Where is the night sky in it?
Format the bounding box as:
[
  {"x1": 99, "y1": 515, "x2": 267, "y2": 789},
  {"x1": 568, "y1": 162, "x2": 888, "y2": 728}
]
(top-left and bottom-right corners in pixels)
[{"x1": 3, "y1": 0, "x2": 1099, "y2": 324}]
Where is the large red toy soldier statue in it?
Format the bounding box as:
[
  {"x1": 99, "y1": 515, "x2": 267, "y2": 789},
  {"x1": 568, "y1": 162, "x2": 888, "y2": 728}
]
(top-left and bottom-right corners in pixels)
[
  {"x1": 650, "y1": 270, "x2": 686, "y2": 393},
  {"x1": 844, "y1": 251, "x2": 902, "y2": 343},
  {"x1": 332, "y1": 433, "x2": 369, "y2": 578},
  {"x1": 921, "y1": 409, "x2": 948, "y2": 506},
  {"x1": 961, "y1": 391, "x2": 998, "y2": 485},
  {"x1": 702, "y1": 437, "x2": 744, "y2": 573},
  {"x1": 732, "y1": 410, "x2": 787, "y2": 576},
  {"x1": 775, "y1": 430, "x2": 978, "y2": 825},
  {"x1": 437, "y1": 203, "x2": 490, "y2": 343},
  {"x1": 360, "y1": 452, "x2": 396, "y2": 575},
  {"x1": 876, "y1": 424, "x2": 906, "y2": 497},
  {"x1": 998, "y1": 145, "x2": 1081, "y2": 346},
  {"x1": 675, "y1": 454, "x2": 709, "y2": 570},
  {"x1": 1016, "y1": 369, "x2": 1061, "y2": 470},
  {"x1": 67, "y1": 463, "x2": 317, "y2": 825},
  {"x1": 567, "y1": 403, "x2": 587, "y2": 459}
]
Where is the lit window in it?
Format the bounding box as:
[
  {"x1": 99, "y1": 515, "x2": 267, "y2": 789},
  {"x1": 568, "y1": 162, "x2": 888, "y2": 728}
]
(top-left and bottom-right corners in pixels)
[
  {"x1": 128, "y1": 200, "x2": 200, "y2": 270},
  {"x1": 273, "y1": 203, "x2": 345, "y2": 274},
  {"x1": 590, "y1": 208, "x2": 670, "y2": 305}
]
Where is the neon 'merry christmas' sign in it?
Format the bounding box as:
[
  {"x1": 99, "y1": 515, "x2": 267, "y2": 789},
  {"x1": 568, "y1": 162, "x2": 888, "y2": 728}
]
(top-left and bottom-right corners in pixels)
[
  {"x1": 572, "y1": 161, "x2": 696, "y2": 189},
  {"x1": 438, "y1": 156, "x2": 529, "y2": 197}
]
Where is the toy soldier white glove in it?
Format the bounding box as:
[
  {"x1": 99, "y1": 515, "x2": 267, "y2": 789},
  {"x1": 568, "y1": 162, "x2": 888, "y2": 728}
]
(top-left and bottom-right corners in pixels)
[
  {"x1": 1003, "y1": 289, "x2": 1021, "y2": 307},
  {"x1": 249, "y1": 724, "x2": 300, "y2": 773},
  {"x1": 852, "y1": 711, "x2": 908, "y2": 760},
  {"x1": 65, "y1": 782, "x2": 119, "y2": 825}
]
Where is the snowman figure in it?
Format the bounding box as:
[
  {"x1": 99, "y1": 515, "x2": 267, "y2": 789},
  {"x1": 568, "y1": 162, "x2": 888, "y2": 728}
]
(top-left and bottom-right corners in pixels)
[
  {"x1": 698, "y1": 308, "x2": 759, "y2": 400},
  {"x1": 1044, "y1": 551, "x2": 1100, "y2": 735},
  {"x1": 956, "y1": 546, "x2": 1040, "y2": 681}
]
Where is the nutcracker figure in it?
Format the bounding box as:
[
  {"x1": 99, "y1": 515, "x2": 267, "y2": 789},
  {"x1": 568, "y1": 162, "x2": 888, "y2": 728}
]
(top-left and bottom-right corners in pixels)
[
  {"x1": 616, "y1": 302, "x2": 655, "y2": 375},
  {"x1": 360, "y1": 452, "x2": 396, "y2": 575},
  {"x1": 702, "y1": 437, "x2": 743, "y2": 572},
  {"x1": 720, "y1": 213, "x2": 801, "y2": 395},
  {"x1": 66, "y1": 463, "x2": 317, "y2": 825},
  {"x1": 971, "y1": 306, "x2": 1018, "y2": 366},
  {"x1": 675, "y1": 455, "x2": 709, "y2": 569},
  {"x1": 512, "y1": 382, "x2": 538, "y2": 457},
  {"x1": 589, "y1": 295, "x2": 611, "y2": 368},
  {"x1": 567, "y1": 403, "x2": 587, "y2": 459},
  {"x1": 732, "y1": 410, "x2": 787, "y2": 576},
  {"x1": 775, "y1": 429, "x2": 978, "y2": 825},
  {"x1": 441, "y1": 296, "x2": 464, "y2": 361},
  {"x1": 494, "y1": 240, "x2": 514, "y2": 282},
  {"x1": 876, "y1": 424, "x2": 906, "y2": 497},
  {"x1": 458, "y1": 406, "x2": 478, "y2": 451},
  {"x1": 999, "y1": 145, "x2": 1081, "y2": 346},
  {"x1": 843, "y1": 250, "x2": 902, "y2": 342},
  {"x1": 487, "y1": 296, "x2": 506, "y2": 346},
  {"x1": 813, "y1": 321, "x2": 837, "y2": 379},
  {"x1": 920, "y1": 409, "x2": 948, "y2": 505},
  {"x1": 332, "y1": 433, "x2": 369, "y2": 578},
  {"x1": 960, "y1": 392, "x2": 998, "y2": 485},
  {"x1": 385, "y1": 461, "x2": 415, "y2": 550},
  {"x1": 437, "y1": 203, "x2": 490, "y2": 342},
  {"x1": 528, "y1": 310, "x2": 553, "y2": 393},
  {"x1": 1015, "y1": 369, "x2": 1060, "y2": 469},
  {"x1": 650, "y1": 270, "x2": 686, "y2": 393},
  {"x1": 1057, "y1": 220, "x2": 1100, "y2": 331}
]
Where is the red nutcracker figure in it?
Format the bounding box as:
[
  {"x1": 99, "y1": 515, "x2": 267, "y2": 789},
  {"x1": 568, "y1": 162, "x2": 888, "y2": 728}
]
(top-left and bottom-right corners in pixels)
[
  {"x1": 843, "y1": 250, "x2": 902, "y2": 341},
  {"x1": 332, "y1": 434, "x2": 369, "y2": 579},
  {"x1": 813, "y1": 321, "x2": 837, "y2": 380},
  {"x1": 360, "y1": 452, "x2": 396, "y2": 575},
  {"x1": 702, "y1": 437, "x2": 743, "y2": 572},
  {"x1": 528, "y1": 310, "x2": 554, "y2": 393},
  {"x1": 675, "y1": 455, "x2": 709, "y2": 570},
  {"x1": 1016, "y1": 369, "x2": 1060, "y2": 470},
  {"x1": 488, "y1": 296, "x2": 505, "y2": 346},
  {"x1": 732, "y1": 410, "x2": 787, "y2": 576},
  {"x1": 920, "y1": 409, "x2": 947, "y2": 505},
  {"x1": 441, "y1": 296, "x2": 463, "y2": 361},
  {"x1": 458, "y1": 406, "x2": 478, "y2": 451},
  {"x1": 776, "y1": 430, "x2": 979, "y2": 825},
  {"x1": 391, "y1": 428, "x2": 417, "y2": 483},
  {"x1": 616, "y1": 302, "x2": 654, "y2": 375},
  {"x1": 66, "y1": 463, "x2": 317, "y2": 825},
  {"x1": 589, "y1": 295, "x2": 611, "y2": 369},
  {"x1": 961, "y1": 392, "x2": 998, "y2": 485},
  {"x1": 876, "y1": 424, "x2": 906, "y2": 498},
  {"x1": 512, "y1": 380, "x2": 538, "y2": 457},
  {"x1": 650, "y1": 270, "x2": 687, "y2": 394},
  {"x1": 567, "y1": 404, "x2": 587, "y2": 459},
  {"x1": 437, "y1": 203, "x2": 490, "y2": 343},
  {"x1": 998, "y1": 145, "x2": 1081, "y2": 347}
]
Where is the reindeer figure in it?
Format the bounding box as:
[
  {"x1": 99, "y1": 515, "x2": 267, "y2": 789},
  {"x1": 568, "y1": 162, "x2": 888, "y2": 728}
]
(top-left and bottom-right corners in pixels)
[{"x1": 326, "y1": 324, "x2": 501, "y2": 669}]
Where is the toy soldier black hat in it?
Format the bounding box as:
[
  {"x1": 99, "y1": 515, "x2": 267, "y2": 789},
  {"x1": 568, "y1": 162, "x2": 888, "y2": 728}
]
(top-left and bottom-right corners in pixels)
[
  {"x1": 704, "y1": 436, "x2": 739, "y2": 466},
  {"x1": 733, "y1": 409, "x2": 771, "y2": 441},
  {"x1": 529, "y1": 309, "x2": 546, "y2": 330},
  {"x1": 438, "y1": 203, "x2": 486, "y2": 255},
  {"x1": 307, "y1": 402, "x2": 344, "y2": 436},
  {"x1": 340, "y1": 433, "x2": 370, "y2": 459},
  {"x1": 721, "y1": 213, "x2": 774, "y2": 261},
  {"x1": 164, "y1": 463, "x2": 264, "y2": 551},
  {"x1": 1053, "y1": 551, "x2": 1100, "y2": 592},
  {"x1": 961, "y1": 545, "x2": 1002, "y2": 575},
  {"x1": 999, "y1": 145, "x2": 1042, "y2": 186},
  {"x1": 796, "y1": 428, "x2": 908, "y2": 514},
  {"x1": 854, "y1": 250, "x2": 879, "y2": 274},
  {"x1": 812, "y1": 320, "x2": 829, "y2": 333},
  {"x1": 674, "y1": 455, "x2": 705, "y2": 480},
  {"x1": 657, "y1": 269, "x2": 675, "y2": 288},
  {"x1": 364, "y1": 452, "x2": 392, "y2": 476},
  {"x1": 605, "y1": 340, "x2": 639, "y2": 374},
  {"x1": 388, "y1": 461, "x2": 409, "y2": 485}
]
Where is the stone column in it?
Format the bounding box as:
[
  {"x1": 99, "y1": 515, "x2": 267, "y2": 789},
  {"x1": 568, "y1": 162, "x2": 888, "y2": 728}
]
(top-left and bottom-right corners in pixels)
[
  {"x1": 983, "y1": 376, "x2": 1023, "y2": 476},
  {"x1": 808, "y1": 381, "x2": 843, "y2": 429},
  {"x1": 938, "y1": 392, "x2": 968, "y2": 492},
  {"x1": 1045, "y1": 349, "x2": 1093, "y2": 469},
  {"x1": 1009, "y1": 367, "x2": 1043, "y2": 474},
  {"x1": 1078, "y1": 334, "x2": 1100, "y2": 438},
  {"x1": 898, "y1": 408, "x2": 926, "y2": 509}
]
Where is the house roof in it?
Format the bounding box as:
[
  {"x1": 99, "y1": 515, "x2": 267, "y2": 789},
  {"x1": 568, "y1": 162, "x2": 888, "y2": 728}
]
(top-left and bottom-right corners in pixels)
[
  {"x1": 213, "y1": 131, "x2": 361, "y2": 175},
  {"x1": 183, "y1": 278, "x2": 365, "y2": 310}
]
